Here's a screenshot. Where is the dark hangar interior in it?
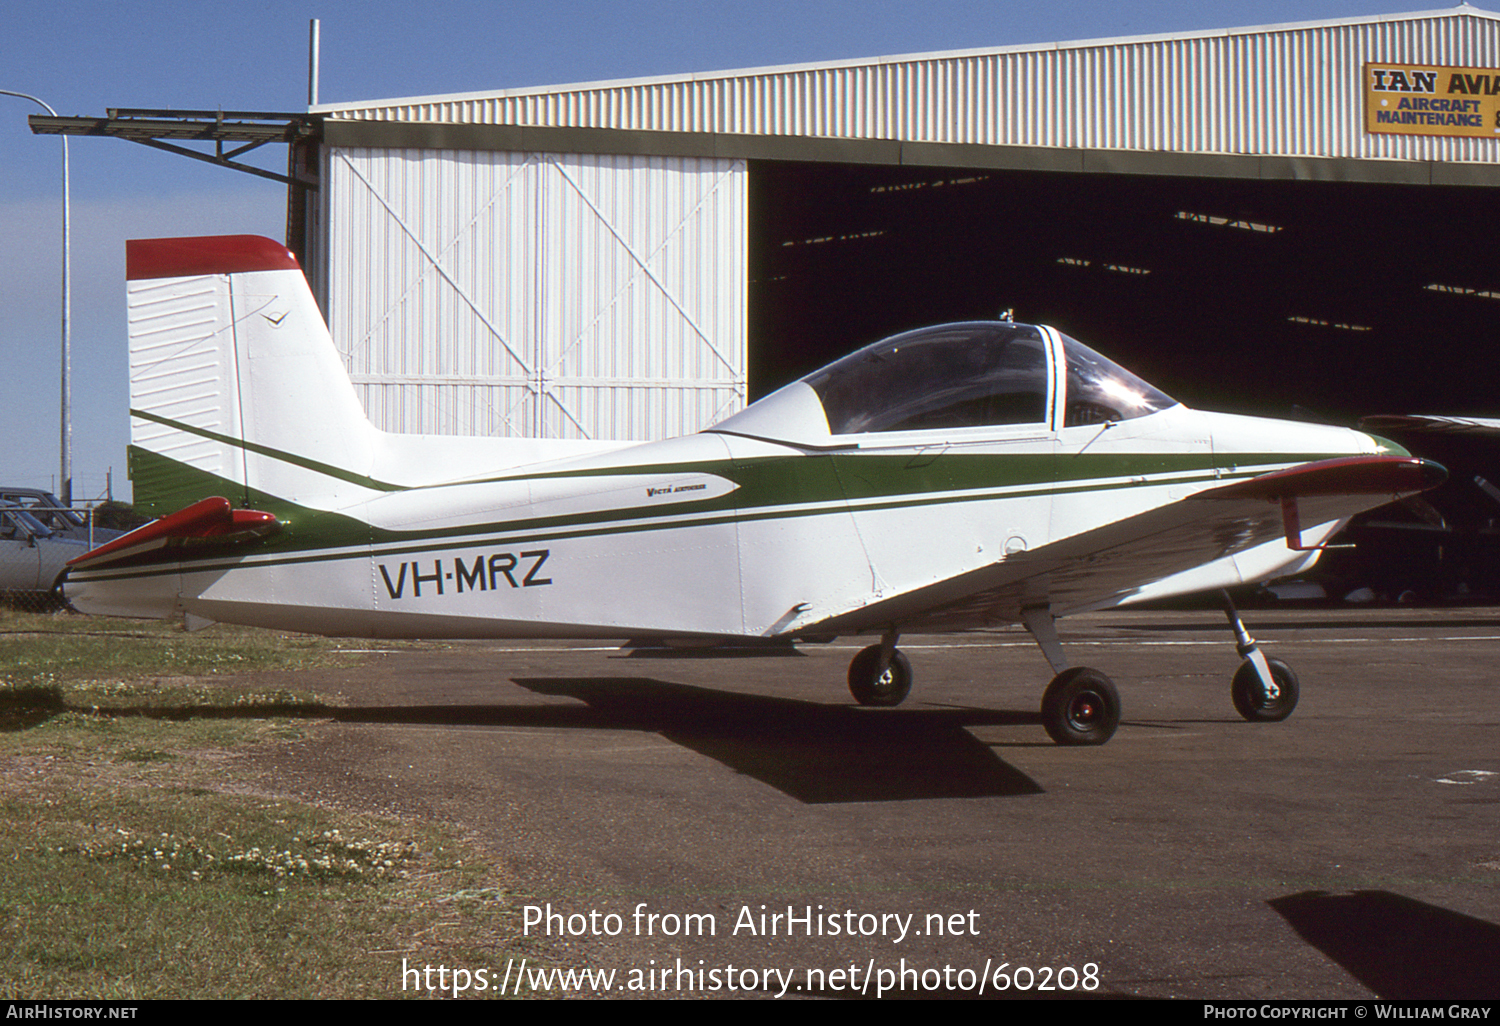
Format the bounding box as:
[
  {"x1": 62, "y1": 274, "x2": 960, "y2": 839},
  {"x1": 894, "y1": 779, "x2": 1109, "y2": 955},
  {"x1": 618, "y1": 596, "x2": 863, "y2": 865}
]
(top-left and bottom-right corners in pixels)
[{"x1": 749, "y1": 160, "x2": 1500, "y2": 424}]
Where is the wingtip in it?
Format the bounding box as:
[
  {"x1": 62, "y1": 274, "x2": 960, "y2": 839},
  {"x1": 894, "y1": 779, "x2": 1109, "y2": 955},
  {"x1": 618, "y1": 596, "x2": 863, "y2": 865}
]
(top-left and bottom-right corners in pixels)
[
  {"x1": 1209, "y1": 455, "x2": 1448, "y2": 501},
  {"x1": 1418, "y1": 457, "x2": 1449, "y2": 490}
]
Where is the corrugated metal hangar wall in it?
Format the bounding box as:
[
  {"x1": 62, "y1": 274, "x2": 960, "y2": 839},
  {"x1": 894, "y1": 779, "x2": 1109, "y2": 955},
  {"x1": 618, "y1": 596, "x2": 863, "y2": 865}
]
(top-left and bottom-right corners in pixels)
[
  {"x1": 324, "y1": 150, "x2": 746, "y2": 441},
  {"x1": 312, "y1": 6, "x2": 1500, "y2": 440}
]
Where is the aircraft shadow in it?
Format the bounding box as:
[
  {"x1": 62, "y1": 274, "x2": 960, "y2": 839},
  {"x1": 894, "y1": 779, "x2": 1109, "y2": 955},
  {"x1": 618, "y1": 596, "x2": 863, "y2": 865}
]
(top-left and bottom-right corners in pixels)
[
  {"x1": 497, "y1": 677, "x2": 1046, "y2": 804},
  {"x1": 617, "y1": 644, "x2": 806, "y2": 659},
  {"x1": 37, "y1": 678, "x2": 1044, "y2": 803},
  {"x1": 1267, "y1": 890, "x2": 1500, "y2": 998},
  {"x1": 0, "y1": 686, "x2": 65, "y2": 731}
]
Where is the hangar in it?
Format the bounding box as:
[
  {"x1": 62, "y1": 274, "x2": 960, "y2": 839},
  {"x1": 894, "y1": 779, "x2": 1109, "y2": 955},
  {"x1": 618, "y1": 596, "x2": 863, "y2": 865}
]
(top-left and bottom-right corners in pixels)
[
  {"x1": 35, "y1": 7, "x2": 1500, "y2": 443},
  {"x1": 295, "y1": 5, "x2": 1500, "y2": 444}
]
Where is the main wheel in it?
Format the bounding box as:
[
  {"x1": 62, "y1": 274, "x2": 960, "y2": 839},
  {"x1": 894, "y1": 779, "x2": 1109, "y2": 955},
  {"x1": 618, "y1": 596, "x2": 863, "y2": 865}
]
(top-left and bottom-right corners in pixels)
[
  {"x1": 1231, "y1": 657, "x2": 1299, "y2": 722},
  {"x1": 1041, "y1": 667, "x2": 1120, "y2": 746},
  {"x1": 847, "y1": 646, "x2": 913, "y2": 707}
]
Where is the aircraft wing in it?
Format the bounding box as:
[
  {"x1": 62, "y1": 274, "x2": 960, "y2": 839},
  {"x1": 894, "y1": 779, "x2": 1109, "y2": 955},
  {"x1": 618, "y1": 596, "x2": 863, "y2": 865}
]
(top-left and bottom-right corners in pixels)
[
  {"x1": 67, "y1": 496, "x2": 281, "y2": 572},
  {"x1": 1361, "y1": 414, "x2": 1500, "y2": 436},
  {"x1": 804, "y1": 455, "x2": 1446, "y2": 635}
]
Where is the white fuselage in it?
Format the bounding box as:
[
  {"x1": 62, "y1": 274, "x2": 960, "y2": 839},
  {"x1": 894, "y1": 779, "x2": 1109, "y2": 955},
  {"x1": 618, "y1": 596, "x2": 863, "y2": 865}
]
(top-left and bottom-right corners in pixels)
[
  {"x1": 65, "y1": 253, "x2": 1399, "y2": 642},
  {"x1": 69, "y1": 401, "x2": 1382, "y2": 641}
]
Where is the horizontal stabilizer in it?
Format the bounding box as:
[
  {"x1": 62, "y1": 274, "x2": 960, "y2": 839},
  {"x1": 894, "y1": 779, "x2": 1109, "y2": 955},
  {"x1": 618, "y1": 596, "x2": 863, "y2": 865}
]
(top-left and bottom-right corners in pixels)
[{"x1": 67, "y1": 496, "x2": 280, "y2": 571}]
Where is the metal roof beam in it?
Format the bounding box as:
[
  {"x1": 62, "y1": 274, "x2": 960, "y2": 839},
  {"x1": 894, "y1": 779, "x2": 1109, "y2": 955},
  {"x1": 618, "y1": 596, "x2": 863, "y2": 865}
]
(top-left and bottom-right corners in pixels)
[
  {"x1": 127, "y1": 135, "x2": 314, "y2": 187},
  {"x1": 322, "y1": 119, "x2": 1500, "y2": 189},
  {"x1": 29, "y1": 114, "x2": 315, "y2": 143},
  {"x1": 221, "y1": 138, "x2": 271, "y2": 162},
  {"x1": 28, "y1": 111, "x2": 321, "y2": 188},
  {"x1": 108, "y1": 107, "x2": 315, "y2": 121}
]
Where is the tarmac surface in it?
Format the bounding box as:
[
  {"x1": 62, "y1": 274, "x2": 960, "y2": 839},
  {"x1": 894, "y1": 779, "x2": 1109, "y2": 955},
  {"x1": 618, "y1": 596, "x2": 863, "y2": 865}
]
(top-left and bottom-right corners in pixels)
[{"x1": 260, "y1": 606, "x2": 1500, "y2": 999}]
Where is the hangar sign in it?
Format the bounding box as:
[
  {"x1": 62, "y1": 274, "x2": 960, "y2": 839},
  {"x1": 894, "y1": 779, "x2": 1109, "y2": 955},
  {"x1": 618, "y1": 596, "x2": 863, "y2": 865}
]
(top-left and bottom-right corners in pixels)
[{"x1": 1365, "y1": 62, "x2": 1500, "y2": 137}]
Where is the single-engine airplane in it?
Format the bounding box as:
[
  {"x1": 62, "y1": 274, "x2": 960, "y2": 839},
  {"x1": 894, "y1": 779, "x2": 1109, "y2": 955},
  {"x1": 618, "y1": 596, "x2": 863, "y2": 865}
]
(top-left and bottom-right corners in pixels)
[{"x1": 66, "y1": 235, "x2": 1446, "y2": 745}]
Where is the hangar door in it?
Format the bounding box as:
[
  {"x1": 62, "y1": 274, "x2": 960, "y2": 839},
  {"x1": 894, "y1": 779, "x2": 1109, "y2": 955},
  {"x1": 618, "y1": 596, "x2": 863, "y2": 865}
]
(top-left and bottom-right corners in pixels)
[{"x1": 325, "y1": 148, "x2": 747, "y2": 441}]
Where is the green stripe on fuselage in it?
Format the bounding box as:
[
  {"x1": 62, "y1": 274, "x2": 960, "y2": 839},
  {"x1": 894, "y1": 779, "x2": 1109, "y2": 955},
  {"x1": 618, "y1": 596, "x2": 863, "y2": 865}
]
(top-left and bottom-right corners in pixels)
[
  {"x1": 108, "y1": 442, "x2": 1344, "y2": 584},
  {"x1": 129, "y1": 409, "x2": 406, "y2": 513},
  {"x1": 127, "y1": 446, "x2": 373, "y2": 549}
]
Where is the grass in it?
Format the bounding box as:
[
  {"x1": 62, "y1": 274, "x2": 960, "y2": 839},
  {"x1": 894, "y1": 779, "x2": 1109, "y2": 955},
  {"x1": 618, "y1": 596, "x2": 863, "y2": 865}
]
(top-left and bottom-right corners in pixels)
[
  {"x1": 0, "y1": 609, "x2": 556, "y2": 999},
  {"x1": 0, "y1": 605, "x2": 353, "y2": 685}
]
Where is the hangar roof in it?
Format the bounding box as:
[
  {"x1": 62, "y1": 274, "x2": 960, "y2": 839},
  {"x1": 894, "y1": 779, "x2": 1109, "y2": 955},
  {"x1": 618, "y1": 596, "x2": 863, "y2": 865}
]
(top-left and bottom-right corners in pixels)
[{"x1": 317, "y1": 6, "x2": 1500, "y2": 182}]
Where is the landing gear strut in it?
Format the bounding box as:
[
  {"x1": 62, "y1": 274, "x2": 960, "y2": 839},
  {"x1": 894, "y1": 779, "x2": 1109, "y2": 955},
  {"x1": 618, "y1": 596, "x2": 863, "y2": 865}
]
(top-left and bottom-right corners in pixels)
[{"x1": 1222, "y1": 590, "x2": 1299, "y2": 722}]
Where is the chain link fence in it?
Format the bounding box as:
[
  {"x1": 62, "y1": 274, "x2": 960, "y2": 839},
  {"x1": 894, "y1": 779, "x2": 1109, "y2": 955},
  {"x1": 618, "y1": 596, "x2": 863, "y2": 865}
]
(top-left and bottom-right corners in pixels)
[{"x1": 1, "y1": 498, "x2": 148, "y2": 614}]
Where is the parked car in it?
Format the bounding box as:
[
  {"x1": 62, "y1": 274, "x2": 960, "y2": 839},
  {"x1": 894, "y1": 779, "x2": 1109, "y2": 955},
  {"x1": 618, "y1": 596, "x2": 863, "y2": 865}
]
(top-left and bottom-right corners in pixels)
[
  {"x1": 0, "y1": 488, "x2": 123, "y2": 546},
  {"x1": 0, "y1": 501, "x2": 89, "y2": 602}
]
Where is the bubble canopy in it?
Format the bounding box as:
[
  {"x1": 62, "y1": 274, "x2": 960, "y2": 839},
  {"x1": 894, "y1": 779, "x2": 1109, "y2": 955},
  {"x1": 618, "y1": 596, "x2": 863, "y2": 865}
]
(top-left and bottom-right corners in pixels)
[{"x1": 801, "y1": 322, "x2": 1176, "y2": 436}]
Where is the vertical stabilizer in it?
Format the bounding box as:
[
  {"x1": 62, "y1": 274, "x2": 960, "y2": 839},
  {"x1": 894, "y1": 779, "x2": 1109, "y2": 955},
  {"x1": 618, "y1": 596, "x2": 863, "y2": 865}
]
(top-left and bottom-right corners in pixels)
[{"x1": 127, "y1": 236, "x2": 376, "y2": 516}]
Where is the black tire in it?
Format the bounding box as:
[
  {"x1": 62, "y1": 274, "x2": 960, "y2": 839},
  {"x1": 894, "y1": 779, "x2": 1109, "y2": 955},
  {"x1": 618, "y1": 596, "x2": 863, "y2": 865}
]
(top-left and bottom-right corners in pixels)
[
  {"x1": 1041, "y1": 667, "x2": 1120, "y2": 746},
  {"x1": 847, "y1": 645, "x2": 913, "y2": 707},
  {"x1": 1231, "y1": 657, "x2": 1299, "y2": 722}
]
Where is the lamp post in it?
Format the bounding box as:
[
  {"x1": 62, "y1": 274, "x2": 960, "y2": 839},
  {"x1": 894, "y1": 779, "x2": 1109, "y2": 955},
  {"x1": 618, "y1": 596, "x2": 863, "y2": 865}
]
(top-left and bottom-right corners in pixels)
[{"x1": 1, "y1": 89, "x2": 70, "y2": 507}]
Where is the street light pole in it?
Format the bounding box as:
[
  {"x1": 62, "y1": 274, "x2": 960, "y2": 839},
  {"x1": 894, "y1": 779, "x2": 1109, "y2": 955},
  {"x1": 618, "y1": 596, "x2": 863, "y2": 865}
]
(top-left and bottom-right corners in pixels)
[{"x1": 2, "y1": 89, "x2": 71, "y2": 507}]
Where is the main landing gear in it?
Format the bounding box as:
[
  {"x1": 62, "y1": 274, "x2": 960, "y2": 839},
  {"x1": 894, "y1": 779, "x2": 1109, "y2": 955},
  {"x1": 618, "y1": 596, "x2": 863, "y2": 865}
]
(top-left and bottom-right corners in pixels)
[
  {"x1": 847, "y1": 628, "x2": 913, "y2": 707},
  {"x1": 844, "y1": 594, "x2": 1300, "y2": 745},
  {"x1": 1040, "y1": 666, "x2": 1121, "y2": 746},
  {"x1": 1023, "y1": 607, "x2": 1121, "y2": 746}
]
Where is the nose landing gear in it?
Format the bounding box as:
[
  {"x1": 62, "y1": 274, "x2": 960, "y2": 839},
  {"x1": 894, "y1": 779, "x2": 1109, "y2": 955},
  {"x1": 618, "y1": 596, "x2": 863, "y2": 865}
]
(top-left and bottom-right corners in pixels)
[
  {"x1": 1230, "y1": 655, "x2": 1300, "y2": 721},
  {"x1": 1222, "y1": 590, "x2": 1300, "y2": 722}
]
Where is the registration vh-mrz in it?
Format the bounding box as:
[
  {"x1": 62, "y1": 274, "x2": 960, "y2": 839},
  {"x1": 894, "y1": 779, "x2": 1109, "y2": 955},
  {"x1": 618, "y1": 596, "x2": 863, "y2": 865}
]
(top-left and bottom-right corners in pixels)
[{"x1": 66, "y1": 235, "x2": 1445, "y2": 745}]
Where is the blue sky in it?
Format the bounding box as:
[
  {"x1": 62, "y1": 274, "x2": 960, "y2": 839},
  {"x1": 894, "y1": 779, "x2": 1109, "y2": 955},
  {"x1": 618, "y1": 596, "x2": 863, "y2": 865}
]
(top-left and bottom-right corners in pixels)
[{"x1": 1, "y1": 0, "x2": 1439, "y2": 502}]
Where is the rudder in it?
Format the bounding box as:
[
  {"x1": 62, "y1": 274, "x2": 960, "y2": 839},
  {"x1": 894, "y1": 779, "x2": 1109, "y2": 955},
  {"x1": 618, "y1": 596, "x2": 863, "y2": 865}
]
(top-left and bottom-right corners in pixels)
[{"x1": 126, "y1": 235, "x2": 376, "y2": 517}]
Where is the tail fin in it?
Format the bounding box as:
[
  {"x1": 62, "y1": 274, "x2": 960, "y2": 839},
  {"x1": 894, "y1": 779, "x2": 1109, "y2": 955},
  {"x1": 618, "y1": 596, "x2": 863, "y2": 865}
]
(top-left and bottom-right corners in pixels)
[{"x1": 127, "y1": 236, "x2": 376, "y2": 517}]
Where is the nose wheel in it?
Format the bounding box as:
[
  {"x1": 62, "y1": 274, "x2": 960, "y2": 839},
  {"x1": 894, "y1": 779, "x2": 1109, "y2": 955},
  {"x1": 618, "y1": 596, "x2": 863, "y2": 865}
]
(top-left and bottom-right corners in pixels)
[
  {"x1": 1041, "y1": 667, "x2": 1121, "y2": 746},
  {"x1": 1222, "y1": 591, "x2": 1300, "y2": 723},
  {"x1": 1231, "y1": 656, "x2": 1299, "y2": 721}
]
